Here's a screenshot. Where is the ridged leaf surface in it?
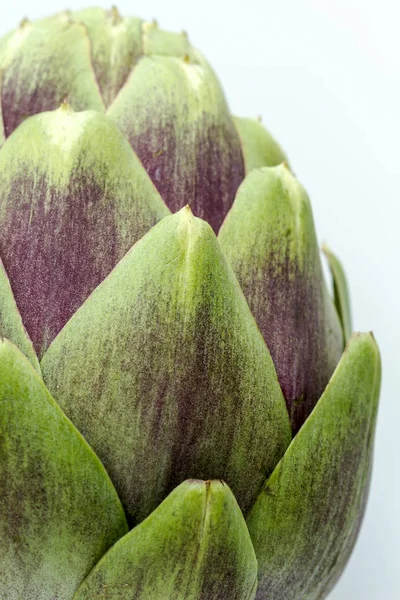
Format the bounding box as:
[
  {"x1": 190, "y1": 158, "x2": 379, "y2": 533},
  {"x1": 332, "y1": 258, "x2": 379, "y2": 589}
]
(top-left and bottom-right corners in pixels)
[
  {"x1": 41, "y1": 208, "x2": 291, "y2": 524},
  {"x1": 0, "y1": 14, "x2": 104, "y2": 137},
  {"x1": 219, "y1": 165, "x2": 343, "y2": 432},
  {"x1": 0, "y1": 339, "x2": 128, "y2": 600},
  {"x1": 0, "y1": 104, "x2": 169, "y2": 356},
  {"x1": 247, "y1": 333, "x2": 381, "y2": 600},
  {"x1": 74, "y1": 480, "x2": 258, "y2": 600},
  {"x1": 107, "y1": 25, "x2": 244, "y2": 232}
]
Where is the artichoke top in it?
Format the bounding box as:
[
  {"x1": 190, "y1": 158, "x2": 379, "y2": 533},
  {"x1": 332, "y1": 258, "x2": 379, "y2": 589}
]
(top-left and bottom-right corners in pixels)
[
  {"x1": 0, "y1": 7, "x2": 381, "y2": 600},
  {"x1": 0, "y1": 7, "x2": 244, "y2": 231},
  {"x1": 0, "y1": 7, "x2": 341, "y2": 434}
]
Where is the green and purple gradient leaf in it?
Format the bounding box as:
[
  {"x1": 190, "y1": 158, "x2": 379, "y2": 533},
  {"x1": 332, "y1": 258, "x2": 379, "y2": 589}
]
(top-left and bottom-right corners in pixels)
[
  {"x1": 233, "y1": 116, "x2": 289, "y2": 173},
  {"x1": 107, "y1": 24, "x2": 244, "y2": 232},
  {"x1": 74, "y1": 480, "x2": 258, "y2": 600},
  {"x1": 0, "y1": 104, "x2": 169, "y2": 357},
  {"x1": 219, "y1": 165, "x2": 343, "y2": 433},
  {"x1": 0, "y1": 13, "x2": 104, "y2": 137},
  {"x1": 71, "y1": 7, "x2": 143, "y2": 108},
  {"x1": 0, "y1": 11, "x2": 245, "y2": 233},
  {"x1": 0, "y1": 339, "x2": 128, "y2": 600},
  {"x1": 41, "y1": 207, "x2": 291, "y2": 525},
  {"x1": 246, "y1": 333, "x2": 381, "y2": 600}
]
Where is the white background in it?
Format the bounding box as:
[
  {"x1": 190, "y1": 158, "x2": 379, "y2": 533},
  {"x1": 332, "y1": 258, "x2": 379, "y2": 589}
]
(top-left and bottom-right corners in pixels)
[{"x1": 1, "y1": 1, "x2": 399, "y2": 598}]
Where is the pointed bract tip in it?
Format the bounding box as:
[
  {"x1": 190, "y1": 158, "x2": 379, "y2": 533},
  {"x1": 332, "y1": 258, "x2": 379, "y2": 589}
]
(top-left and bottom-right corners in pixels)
[
  {"x1": 273, "y1": 161, "x2": 294, "y2": 181},
  {"x1": 174, "y1": 206, "x2": 215, "y2": 244},
  {"x1": 0, "y1": 336, "x2": 12, "y2": 355},
  {"x1": 181, "y1": 204, "x2": 193, "y2": 217},
  {"x1": 354, "y1": 332, "x2": 381, "y2": 371},
  {"x1": 256, "y1": 114, "x2": 263, "y2": 123},
  {"x1": 142, "y1": 19, "x2": 158, "y2": 33},
  {"x1": 347, "y1": 331, "x2": 380, "y2": 355},
  {"x1": 59, "y1": 99, "x2": 72, "y2": 112},
  {"x1": 366, "y1": 330, "x2": 379, "y2": 348},
  {"x1": 110, "y1": 5, "x2": 122, "y2": 24},
  {"x1": 19, "y1": 17, "x2": 30, "y2": 28},
  {"x1": 368, "y1": 332, "x2": 380, "y2": 356},
  {"x1": 60, "y1": 9, "x2": 73, "y2": 21},
  {"x1": 321, "y1": 242, "x2": 329, "y2": 251},
  {"x1": 184, "y1": 478, "x2": 228, "y2": 493},
  {"x1": 176, "y1": 205, "x2": 204, "y2": 236},
  {"x1": 183, "y1": 53, "x2": 190, "y2": 64},
  {"x1": 181, "y1": 30, "x2": 188, "y2": 38},
  {"x1": 321, "y1": 242, "x2": 333, "y2": 258}
]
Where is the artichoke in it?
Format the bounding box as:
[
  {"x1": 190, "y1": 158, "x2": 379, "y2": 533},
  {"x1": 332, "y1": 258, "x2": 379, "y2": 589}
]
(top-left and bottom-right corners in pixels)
[{"x1": 0, "y1": 7, "x2": 381, "y2": 600}]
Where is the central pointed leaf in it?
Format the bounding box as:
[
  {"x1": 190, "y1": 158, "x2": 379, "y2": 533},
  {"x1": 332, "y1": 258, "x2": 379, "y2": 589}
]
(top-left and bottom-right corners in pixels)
[
  {"x1": 74, "y1": 480, "x2": 258, "y2": 600},
  {"x1": 41, "y1": 208, "x2": 291, "y2": 524}
]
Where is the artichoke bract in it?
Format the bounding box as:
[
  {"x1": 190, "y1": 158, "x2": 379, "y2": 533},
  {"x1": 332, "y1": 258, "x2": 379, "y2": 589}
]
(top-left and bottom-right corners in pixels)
[{"x1": 0, "y1": 7, "x2": 381, "y2": 600}]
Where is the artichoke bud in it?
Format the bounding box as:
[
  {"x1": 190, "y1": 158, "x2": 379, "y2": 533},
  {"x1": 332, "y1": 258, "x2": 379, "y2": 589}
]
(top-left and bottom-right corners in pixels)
[
  {"x1": 41, "y1": 206, "x2": 291, "y2": 524},
  {"x1": 219, "y1": 165, "x2": 344, "y2": 433},
  {"x1": 107, "y1": 23, "x2": 244, "y2": 232},
  {"x1": 0, "y1": 338, "x2": 128, "y2": 599},
  {"x1": 0, "y1": 8, "x2": 382, "y2": 599},
  {"x1": 74, "y1": 480, "x2": 258, "y2": 600},
  {"x1": 233, "y1": 115, "x2": 289, "y2": 173},
  {"x1": 0, "y1": 103, "x2": 169, "y2": 357}
]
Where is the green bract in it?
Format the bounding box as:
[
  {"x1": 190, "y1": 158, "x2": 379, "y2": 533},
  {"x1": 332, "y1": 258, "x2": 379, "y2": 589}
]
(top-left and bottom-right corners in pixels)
[{"x1": 0, "y1": 7, "x2": 381, "y2": 600}]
